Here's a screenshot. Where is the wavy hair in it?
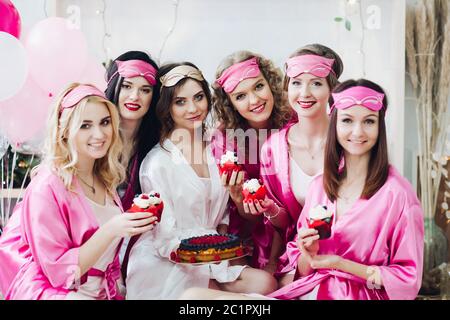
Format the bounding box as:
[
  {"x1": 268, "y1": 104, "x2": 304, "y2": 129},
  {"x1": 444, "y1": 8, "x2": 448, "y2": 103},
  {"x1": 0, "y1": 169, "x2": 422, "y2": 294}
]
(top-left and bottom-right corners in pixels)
[
  {"x1": 38, "y1": 83, "x2": 125, "y2": 196},
  {"x1": 212, "y1": 50, "x2": 291, "y2": 130}
]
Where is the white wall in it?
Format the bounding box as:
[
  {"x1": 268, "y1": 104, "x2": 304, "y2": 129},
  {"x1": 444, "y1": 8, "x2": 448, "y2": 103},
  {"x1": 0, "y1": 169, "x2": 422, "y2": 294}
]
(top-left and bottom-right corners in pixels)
[{"x1": 12, "y1": 0, "x2": 407, "y2": 175}]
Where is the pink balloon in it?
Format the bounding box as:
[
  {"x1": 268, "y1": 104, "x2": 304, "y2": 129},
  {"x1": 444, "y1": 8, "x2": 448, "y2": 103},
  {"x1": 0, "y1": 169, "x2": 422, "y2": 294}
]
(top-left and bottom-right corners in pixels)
[
  {"x1": 0, "y1": 75, "x2": 53, "y2": 144},
  {"x1": 25, "y1": 17, "x2": 88, "y2": 97},
  {"x1": 0, "y1": 0, "x2": 21, "y2": 39},
  {"x1": 79, "y1": 59, "x2": 107, "y2": 91}
]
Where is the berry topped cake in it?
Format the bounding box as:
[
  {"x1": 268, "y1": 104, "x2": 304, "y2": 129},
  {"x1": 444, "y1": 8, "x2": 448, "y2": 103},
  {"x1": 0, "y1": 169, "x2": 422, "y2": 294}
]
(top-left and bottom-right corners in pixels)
[
  {"x1": 171, "y1": 234, "x2": 246, "y2": 263},
  {"x1": 307, "y1": 205, "x2": 334, "y2": 239},
  {"x1": 242, "y1": 178, "x2": 266, "y2": 202},
  {"x1": 127, "y1": 191, "x2": 164, "y2": 222},
  {"x1": 218, "y1": 151, "x2": 242, "y2": 182}
]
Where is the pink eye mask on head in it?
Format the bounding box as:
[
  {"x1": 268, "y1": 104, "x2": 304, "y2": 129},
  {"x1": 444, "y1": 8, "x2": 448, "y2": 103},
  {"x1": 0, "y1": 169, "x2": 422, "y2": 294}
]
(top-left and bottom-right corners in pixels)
[
  {"x1": 109, "y1": 59, "x2": 157, "y2": 86},
  {"x1": 330, "y1": 86, "x2": 385, "y2": 113},
  {"x1": 215, "y1": 57, "x2": 261, "y2": 93},
  {"x1": 285, "y1": 54, "x2": 335, "y2": 78},
  {"x1": 60, "y1": 84, "x2": 106, "y2": 116}
]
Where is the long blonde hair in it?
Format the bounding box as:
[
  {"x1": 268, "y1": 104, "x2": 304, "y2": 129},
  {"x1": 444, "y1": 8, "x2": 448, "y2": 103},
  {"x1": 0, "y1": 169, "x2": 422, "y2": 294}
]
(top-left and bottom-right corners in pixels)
[{"x1": 35, "y1": 83, "x2": 125, "y2": 197}]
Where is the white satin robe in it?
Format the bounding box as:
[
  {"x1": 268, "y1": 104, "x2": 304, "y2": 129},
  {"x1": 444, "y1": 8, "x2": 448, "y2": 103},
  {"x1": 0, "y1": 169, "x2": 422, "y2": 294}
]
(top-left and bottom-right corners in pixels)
[{"x1": 126, "y1": 139, "x2": 246, "y2": 299}]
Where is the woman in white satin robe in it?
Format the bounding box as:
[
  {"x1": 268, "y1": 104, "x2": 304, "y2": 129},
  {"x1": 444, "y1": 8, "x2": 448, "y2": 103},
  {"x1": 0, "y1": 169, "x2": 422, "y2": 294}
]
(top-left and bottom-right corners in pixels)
[{"x1": 125, "y1": 62, "x2": 277, "y2": 299}]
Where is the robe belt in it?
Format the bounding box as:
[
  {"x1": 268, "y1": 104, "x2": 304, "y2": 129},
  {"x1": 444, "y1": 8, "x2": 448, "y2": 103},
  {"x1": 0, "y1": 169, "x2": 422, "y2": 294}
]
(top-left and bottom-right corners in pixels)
[
  {"x1": 79, "y1": 258, "x2": 123, "y2": 300},
  {"x1": 86, "y1": 259, "x2": 123, "y2": 300},
  {"x1": 316, "y1": 269, "x2": 367, "y2": 284}
]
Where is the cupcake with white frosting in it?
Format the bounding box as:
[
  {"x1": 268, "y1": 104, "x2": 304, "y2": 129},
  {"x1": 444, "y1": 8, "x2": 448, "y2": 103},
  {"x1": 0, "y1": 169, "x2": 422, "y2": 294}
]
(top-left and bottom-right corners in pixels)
[
  {"x1": 307, "y1": 205, "x2": 333, "y2": 239},
  {"x1": 128, "y1": 191, "x2": 164, "y2": 222},
  {"x1": 219, "y1": 151, "x2": 242, "y2": 182},
  {"x1": 242, "y1": 178, "x2": 266, "y2": 202}
]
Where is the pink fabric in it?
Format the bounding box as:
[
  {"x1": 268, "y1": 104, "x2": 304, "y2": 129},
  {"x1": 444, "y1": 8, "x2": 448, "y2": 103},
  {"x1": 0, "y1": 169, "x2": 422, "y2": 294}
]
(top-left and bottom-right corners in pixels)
[
  {"x1": 285, "y1": 54, "x2": 335, "y2": 78},
  {"x1": 60, "y1": 85, "x2": 106, "y2": 113},
  {"x1": 0, "y1": 166, "x2": 124, "y2": 300},
  {"x1": 215, "y1": 57, "x2": 261, "y2": 93},
  {"x1": 210, "y1": 128, "x2": 274, "y2": 269},
  {"x1": 85, "y1": 259, "x2": 123, "y2": 300},
  {"x1": 259, "y1": 120, "x2": 304, "y2": 272},
  {"x1": 111, "y1": 59, "x2": 157, "y2": 86},
  {"x1": 268, "y1": 166, "x2": 424, "y2": 300},
  {"x1": 331, "y1": 86, "x2": 385, "y2": 113}
]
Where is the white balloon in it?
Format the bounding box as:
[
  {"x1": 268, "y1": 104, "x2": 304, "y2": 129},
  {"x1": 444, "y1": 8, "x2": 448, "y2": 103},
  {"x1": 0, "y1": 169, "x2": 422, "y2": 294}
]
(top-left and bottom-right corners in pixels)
[{"x1": 0, "y1": 32, "x2": 28, "y2": 102}]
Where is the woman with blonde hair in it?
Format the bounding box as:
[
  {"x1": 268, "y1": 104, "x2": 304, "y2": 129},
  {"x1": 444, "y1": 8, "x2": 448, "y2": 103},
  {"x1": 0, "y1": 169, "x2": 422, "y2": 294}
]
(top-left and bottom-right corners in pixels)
[
  {"x1": 211, "y1": 50, "x2": 292, "y2": 273},
  {"x1": 0, "y1": 83, "x2": 156, "y2": 300}
]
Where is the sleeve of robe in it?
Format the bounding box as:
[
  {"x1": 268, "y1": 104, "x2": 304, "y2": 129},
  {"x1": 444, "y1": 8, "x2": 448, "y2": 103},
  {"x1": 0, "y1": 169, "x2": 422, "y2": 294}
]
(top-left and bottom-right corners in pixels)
[
  {"x1": 20, "y1": 178, "x2": 81, "y2": 290},
  {"x1": 378, "y1": 197, "x2": 424, "y2": 300},
  {"x1": 139, "y1": 153, "x2": 184, "y2": 259}
]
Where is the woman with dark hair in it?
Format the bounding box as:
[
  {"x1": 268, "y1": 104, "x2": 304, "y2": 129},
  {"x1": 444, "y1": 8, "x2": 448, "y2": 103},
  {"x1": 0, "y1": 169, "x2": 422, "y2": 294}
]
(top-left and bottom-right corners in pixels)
[
  {"x1": 105, "y1": 50, "x2": 160, "y2": 211},
  {"x1": 105, "y1": 51, "x2": 160, "y2": 280},
  {"x1": 267, "y1": 78, "x2": 424, "y2": 299},
  {"x1": 125, "y1": 62, "x2": 277, "y2": 299},
  {"x1": 180, "y1": 78, "x2": 424, "y2": 300},
  {"x1": 211, "y1": 50, "x2": 292, "y2": 273},
  {"x1": 250, "y1": 44, "x2": 344, "y2": 285}
]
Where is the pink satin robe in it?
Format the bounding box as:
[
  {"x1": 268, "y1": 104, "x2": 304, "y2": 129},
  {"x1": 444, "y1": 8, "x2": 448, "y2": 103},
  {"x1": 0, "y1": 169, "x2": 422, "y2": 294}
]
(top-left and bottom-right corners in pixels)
[
  {"x1": 0, "y1": 166, "x2": 123, "y2": 300},
  {"x1": 268, "y1": 166, "x2": 424, "y2": 300},
  {"x1": 210, "y1": 129, "x2": 274, "y2": 269},
  {"x1": 259, "y1": 121, "x2": 303, "y2": 271}
]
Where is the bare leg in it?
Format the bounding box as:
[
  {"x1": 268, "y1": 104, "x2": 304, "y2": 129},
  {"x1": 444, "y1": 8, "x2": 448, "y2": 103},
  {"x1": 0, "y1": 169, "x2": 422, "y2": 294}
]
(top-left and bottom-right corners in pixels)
[
  {"x1": 208, "y1": 279, "x2": 220, "y2": 290},
  {"x1": 278, "y1": 273, "x2": 294, "y2": 288},
  {"x1": 218, "y1": 267, "x2": 277, "y2": 295},
  {"x1": 264, "y1": 231, "x2": 284, "y2": 274},
  {"x1": 178, "y1": 287, "x2": 268, "y2": 300}
]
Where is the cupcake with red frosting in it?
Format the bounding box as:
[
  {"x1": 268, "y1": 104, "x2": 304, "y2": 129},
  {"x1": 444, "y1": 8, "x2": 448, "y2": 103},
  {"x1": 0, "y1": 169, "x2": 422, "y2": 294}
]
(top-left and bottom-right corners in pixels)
[
  {"x1": 128, "y1": 191, "x2": 164, "y2": 222},
  {"x1": 219, "y1": 151, "x2": 242, "y2": 182},
  {"x1": 307, "y1": 205, "x2": 333, "y2": 239},
  {"x1": 242, "y1": 178, "x2": 266, "y2": 202}
]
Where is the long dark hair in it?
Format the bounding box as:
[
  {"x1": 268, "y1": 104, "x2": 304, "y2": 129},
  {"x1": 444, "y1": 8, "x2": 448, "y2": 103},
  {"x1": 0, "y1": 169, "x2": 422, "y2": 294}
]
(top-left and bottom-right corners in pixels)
[
  {"x1": 155, "y1": 61, "x2": 212, "y2": 147},
  {"x1": 105, "y1": 51, "x2": 160, "y2": 194},
  {"x1": 323, "y1": 79, "x2": 389, "y2": 202}
]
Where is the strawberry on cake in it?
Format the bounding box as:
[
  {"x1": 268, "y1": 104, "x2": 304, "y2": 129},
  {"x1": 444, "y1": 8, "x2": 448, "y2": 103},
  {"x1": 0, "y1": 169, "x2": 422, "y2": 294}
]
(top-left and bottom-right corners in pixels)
[
  {"x1": 128, "y1": 192, "x2": 164, "y2": 222},
  {"x1": 242, "y1": 178, "x2": 266, "y2": 202},
  {"x1": 307, "y1": 204, "x2": 334, "y2": 239}
]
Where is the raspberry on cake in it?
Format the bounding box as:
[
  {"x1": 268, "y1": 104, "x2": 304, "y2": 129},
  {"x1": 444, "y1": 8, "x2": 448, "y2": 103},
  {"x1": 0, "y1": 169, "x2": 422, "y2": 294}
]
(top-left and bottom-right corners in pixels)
[
  {"x1": 242, "y1": 178, "x2": 266, "y2": 202},
  {"x1": 218, "y1": 151, "x2": 242, "y2": 182},
  {"x1": 171, "y1": 234, "x2": 246, "y2": 263},
  {"x1": 307, "y1": 204, "x2": 334, "y2": 239},
  {"x1": 128, "y1": 191, "x2": 164, "y2": 222}
]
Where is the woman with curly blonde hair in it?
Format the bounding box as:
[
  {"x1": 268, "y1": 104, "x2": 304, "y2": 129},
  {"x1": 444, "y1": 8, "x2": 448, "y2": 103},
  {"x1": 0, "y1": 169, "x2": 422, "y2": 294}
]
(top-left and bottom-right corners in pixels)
[
  {"x1": 210, "y1": 50, "x2": 292, "y2": 273},
  {"x1": 0, "y1": 83, "x2": 156, "y2": 300}
]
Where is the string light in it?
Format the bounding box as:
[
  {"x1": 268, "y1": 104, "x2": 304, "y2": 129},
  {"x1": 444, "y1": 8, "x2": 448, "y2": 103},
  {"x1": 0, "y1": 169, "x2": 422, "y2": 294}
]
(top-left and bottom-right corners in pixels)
[
  {"x1": 358, "y1": 0, "x2": 366, "y2": 77},
  {"x1": 98, "y1": 0, "x2": 112, "y2": 65},
  {"x1": 43, "y1": 0, "x2": 48, "y2": 17},
  {"x1": 158, "y1": 0, "x2": 181, "y2": 62}
]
